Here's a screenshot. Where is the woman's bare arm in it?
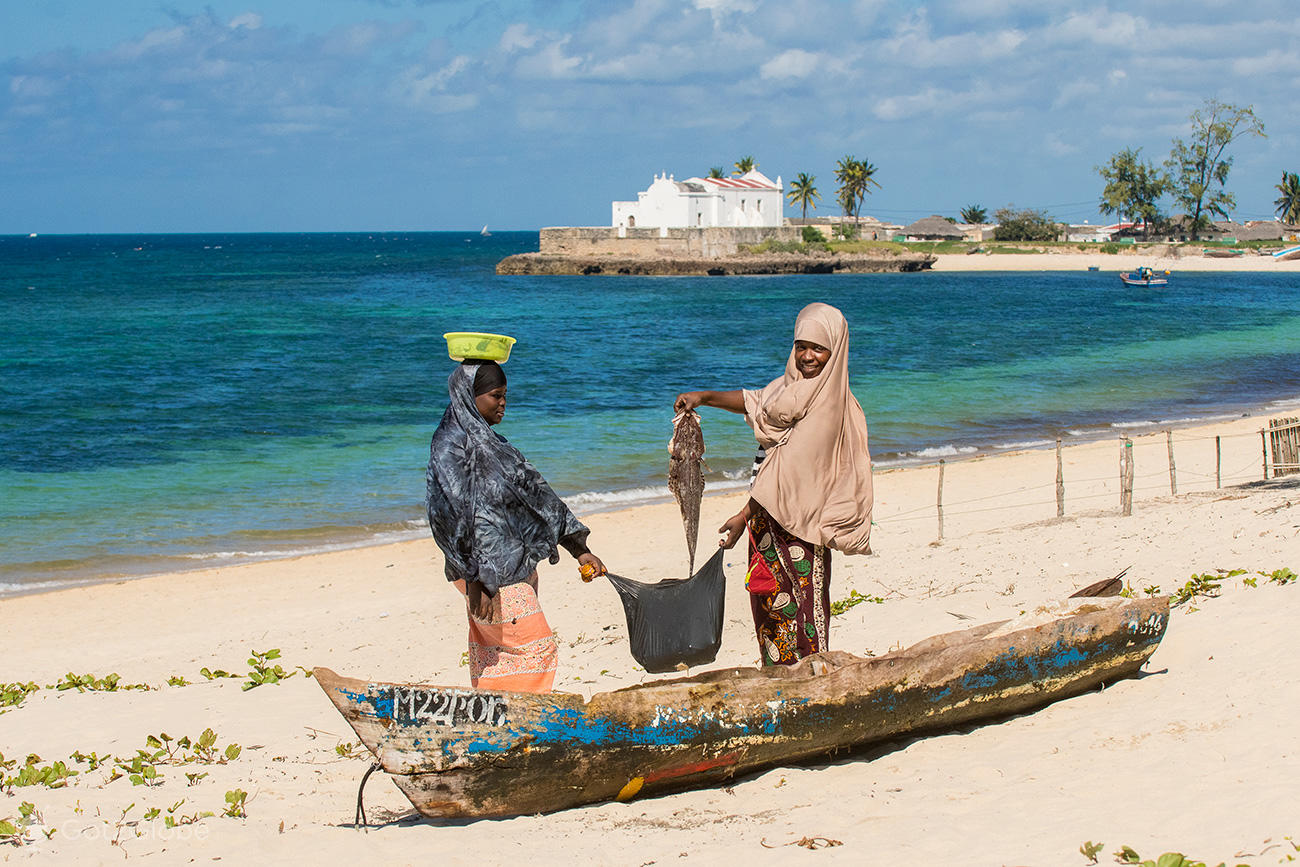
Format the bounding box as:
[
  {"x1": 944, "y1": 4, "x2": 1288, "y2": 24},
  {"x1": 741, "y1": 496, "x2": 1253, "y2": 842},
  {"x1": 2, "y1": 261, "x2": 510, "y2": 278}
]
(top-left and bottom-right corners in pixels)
[{"x1": 674, "y1": 390, "x2": 746, "y2": 414}]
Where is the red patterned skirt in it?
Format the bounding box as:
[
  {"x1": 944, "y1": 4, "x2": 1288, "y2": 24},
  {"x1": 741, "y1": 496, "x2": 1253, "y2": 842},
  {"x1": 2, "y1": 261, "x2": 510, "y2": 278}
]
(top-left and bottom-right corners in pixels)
[{"x1": 747, "y1": 505, "x2": 832, "y2": 666}]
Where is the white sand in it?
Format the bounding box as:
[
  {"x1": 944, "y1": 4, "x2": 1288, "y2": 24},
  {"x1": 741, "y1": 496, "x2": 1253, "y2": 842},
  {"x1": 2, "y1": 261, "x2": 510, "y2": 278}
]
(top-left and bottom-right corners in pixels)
[
  {"x1": 931, "y1": 250, "x2": 1300, "y2": 272},
  {"x1": 3, "y1": 415, "x2": 1299, "y2": 865}
]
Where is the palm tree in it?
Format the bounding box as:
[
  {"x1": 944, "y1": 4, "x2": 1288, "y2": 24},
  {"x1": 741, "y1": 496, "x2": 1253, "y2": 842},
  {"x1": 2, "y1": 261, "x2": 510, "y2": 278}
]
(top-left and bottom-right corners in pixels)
[
  {"x1": 834, "y1": 156, "x2": 881, "y2": 220},
  {"x1": 834, "y1": 156, "x2": 860, "y2": 218},
  {"x1": 733, "y1": 156, "x2": 756, "y2": 176},
  {"x1": 856, "y1": 159, "x2": 880, "y2": 219},
  {"x1": 787, "y1": 173, "x2": 820, "y2": 220},
  {"x1": 960, "y1": 205, "x2": 987, "y2": 224},
  {"x1": 707, "y1": 166, "x2": 725, "y2": 179},
  {"x1": 1275, "y1": 171, "x2": 1300, "y2": 224}
]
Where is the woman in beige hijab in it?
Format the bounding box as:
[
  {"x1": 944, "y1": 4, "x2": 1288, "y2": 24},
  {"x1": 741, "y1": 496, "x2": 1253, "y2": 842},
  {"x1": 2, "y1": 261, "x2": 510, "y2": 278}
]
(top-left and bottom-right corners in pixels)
[{"x1": 674, "y1": 302, "x2": 873, "y2": 665}]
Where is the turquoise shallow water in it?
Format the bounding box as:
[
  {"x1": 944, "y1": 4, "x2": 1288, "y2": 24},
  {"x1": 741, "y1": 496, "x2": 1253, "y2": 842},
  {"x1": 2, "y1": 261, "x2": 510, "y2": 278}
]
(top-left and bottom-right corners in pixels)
[{"x1": 2, "y1": 232, "x2": 1298, "y2": 593}]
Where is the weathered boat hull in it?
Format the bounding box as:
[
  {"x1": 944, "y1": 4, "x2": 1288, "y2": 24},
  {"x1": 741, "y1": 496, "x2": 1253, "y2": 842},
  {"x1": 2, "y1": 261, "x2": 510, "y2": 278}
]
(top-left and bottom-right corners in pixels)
[{"x1": 316, "y1": 596, "x2": 1168, "y2": 819}]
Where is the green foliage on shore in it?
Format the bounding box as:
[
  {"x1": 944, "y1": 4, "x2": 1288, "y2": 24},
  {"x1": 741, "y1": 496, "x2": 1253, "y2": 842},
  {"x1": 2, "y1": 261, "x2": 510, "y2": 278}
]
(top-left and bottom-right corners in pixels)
[
  {"x1": 2, "y1": 754, "x2": 79, "y2": 791},
  {"x1": 830, "y1": 589, "x2": 884, "y2": 616},
  {"x1": 1276, "y1": 171, "x2": 1300, "y2": 223},
  {"x1": 53, "y1": 672, "x2": 150, "y2": 693},
  {"x1": 1129, "y1": 566, "x2": 1295, "y2": 606},
  {"x1": 1083, "y1": 837, "x2": 1300, "y2": 865},
  {"x1": 824, "y1": 239, "x2": 910, "y2": 254},
  {"x1": 1165, "y1": 99, "x2": 1266, "y2": 241},
  {"x1": 0, "y1": 801, "x2": 52, "y2": 847},
  {"x1": 109, "y1": 728, "x2": 243, "y2": 788},
  {"x1": 0, "y1": 682, "x2": 40, "y2": 713},
  {"x1": 738, "y1": 239, "x2": 813, "y2": 255},
  {"x1": 993, "y1": 206, "x2": 1061, "y2": 241},
  {"x1": 243, "y1": 647, "x2": 297, "y2": 690},
  {"x1": 222, "y1": 789, "x2": 249, "y2": 819}
]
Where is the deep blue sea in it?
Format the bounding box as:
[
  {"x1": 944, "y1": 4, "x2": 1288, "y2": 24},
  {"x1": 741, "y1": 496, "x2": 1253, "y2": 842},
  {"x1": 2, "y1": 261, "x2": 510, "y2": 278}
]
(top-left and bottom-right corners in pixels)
[{"x1": 3, "y1": 231, "x2": 1298, "y2": 595}]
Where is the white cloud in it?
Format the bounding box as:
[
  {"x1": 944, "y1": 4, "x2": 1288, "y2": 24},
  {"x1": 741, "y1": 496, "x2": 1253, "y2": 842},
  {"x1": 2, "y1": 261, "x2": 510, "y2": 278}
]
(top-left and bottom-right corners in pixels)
[
  {"x1": 873, "y1": 87, "x2": 950, "y2": 121},
  {"x1": 1232, "y1": 49, "x2": 1300, "y2": 76},
  {"x1": 401, "y1": 56, "x2": 476, "y2": 110},
  {"x1": 887, "y1": 17, "x2": 1025, "y2": 68},
  {"x1": 432, "y1": 55, "x2": 470, "y2": 88},
  {"x1": 1051, "y1": 11, "x2": 1140, "y2": 44},
  {"x1": 9, "y1": 75, "x2": 60, "y2": 100},
  {"x1": 1052, "y1": 78, "x2": 1100, "y2": 110},
  {"x1": 229, "y1": 13, "x2": 262, "y2": 31},
  {"x1": 513, "y1": 37, "x2": 583, "y2": 79},
  {"x1": 114, "y1": 25, "x2": 186, "y2": 60},
  {"x1": 760, "y1": 49, "x2": 821, "y2": 80},
  {"x1": 1045, "y1": 132, "x2": 1078, "y2": 157},
  {"x1": 498, "y1": 22, "x2": 540, "y2": 54},
  {"x1": 693, "y1": 0, "x2": 758, "y2": 17}
]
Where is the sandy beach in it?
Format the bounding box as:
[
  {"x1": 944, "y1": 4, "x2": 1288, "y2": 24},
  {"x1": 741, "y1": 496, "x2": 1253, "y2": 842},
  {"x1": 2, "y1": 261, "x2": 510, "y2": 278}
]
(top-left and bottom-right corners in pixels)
[
  {"x1": 4, "y1": 411, "x2": 1298, "y2": 865},
  {"x1": 931, "y1": 249, "x2": 1300, "y2": 272}
]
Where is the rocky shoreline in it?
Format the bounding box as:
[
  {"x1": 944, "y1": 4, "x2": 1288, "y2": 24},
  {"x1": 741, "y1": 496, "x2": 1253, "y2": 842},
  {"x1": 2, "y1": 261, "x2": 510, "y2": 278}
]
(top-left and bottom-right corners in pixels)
[{"x1": 496, "y1": 250, "x2": 935, "y2": 275}]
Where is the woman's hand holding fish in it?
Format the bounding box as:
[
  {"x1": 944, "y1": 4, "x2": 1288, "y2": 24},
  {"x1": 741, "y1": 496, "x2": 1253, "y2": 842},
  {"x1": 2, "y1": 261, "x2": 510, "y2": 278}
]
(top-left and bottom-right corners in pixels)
[{"x1": 674, "y1": 392, "x2": 703, "y2": 413}]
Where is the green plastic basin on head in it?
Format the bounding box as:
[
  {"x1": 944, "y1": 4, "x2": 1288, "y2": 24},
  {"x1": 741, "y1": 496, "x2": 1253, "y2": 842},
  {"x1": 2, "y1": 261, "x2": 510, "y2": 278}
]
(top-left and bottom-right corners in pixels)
[{"x1": 443, "y1": 332, "x2": 516, "y2": 363}]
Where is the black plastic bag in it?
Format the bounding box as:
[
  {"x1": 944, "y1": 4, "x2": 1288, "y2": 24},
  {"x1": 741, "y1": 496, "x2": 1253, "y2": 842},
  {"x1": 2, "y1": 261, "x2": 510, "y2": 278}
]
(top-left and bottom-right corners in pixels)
[{"x1": 605, "y1": 547, "x2": 726, "y2": 673}]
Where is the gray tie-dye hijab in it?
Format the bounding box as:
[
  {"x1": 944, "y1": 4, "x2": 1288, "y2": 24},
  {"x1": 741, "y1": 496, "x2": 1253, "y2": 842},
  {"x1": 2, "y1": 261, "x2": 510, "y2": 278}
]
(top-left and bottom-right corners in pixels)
[{"x1": 425, "y1": 363, "x2": 589, "y2": 596}]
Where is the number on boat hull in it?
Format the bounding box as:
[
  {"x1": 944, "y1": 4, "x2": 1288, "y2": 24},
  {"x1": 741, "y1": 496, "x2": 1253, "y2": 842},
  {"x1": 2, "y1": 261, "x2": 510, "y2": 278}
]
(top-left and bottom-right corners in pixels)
[{"x1": 390, "y1": 687, "x2": 508, "y2": 727}]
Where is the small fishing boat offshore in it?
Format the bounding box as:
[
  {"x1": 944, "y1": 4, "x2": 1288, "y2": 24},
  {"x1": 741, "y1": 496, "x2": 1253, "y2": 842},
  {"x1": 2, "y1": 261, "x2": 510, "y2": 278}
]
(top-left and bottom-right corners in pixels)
[
  {"x1": 1120, "y1": 266, "x2": 1169, "y2": 287},
  {"x1": 316, "y1": 594, "x2": 1169, "y2": 820}
]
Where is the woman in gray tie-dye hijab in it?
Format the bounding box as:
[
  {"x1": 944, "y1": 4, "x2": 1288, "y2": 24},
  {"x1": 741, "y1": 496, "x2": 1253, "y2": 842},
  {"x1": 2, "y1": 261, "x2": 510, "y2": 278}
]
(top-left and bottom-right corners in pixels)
[{"x1": 426, "y1": 360, "x2": 605, "y2": 693}]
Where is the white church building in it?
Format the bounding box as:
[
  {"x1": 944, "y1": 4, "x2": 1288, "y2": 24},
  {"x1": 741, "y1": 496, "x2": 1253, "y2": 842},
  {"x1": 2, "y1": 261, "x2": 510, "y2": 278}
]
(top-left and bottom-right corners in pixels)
[{"x1": 612, "y1": 170, "x2": 784, "y2": 229}]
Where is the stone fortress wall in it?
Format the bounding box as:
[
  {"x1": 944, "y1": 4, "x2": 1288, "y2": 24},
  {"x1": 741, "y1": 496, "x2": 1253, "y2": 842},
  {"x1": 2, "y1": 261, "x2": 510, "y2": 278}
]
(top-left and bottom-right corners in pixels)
[{"x1": 539, "y1": 226, "x2": 801, "y2": 259}]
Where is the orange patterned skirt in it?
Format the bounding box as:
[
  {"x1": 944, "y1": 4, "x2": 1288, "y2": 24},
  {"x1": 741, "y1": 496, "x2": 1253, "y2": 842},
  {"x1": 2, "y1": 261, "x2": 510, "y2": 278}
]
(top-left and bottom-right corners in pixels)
[{"x1": 456, "y1": 573, "x2": 557, "y2": 693}]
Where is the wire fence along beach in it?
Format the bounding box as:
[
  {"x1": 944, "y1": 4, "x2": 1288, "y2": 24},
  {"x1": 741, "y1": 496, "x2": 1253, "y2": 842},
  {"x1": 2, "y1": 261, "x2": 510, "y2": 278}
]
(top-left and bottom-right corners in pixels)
[{"x1": 869, "y1": 420, "x2": 1287, "y2": 543}]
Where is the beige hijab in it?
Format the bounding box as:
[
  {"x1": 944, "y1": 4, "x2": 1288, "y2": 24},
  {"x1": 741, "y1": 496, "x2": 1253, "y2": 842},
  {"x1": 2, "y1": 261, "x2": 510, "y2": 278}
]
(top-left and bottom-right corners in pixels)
[{"x1": 742, "y1": 302, "x2": 873, "y2": 554}]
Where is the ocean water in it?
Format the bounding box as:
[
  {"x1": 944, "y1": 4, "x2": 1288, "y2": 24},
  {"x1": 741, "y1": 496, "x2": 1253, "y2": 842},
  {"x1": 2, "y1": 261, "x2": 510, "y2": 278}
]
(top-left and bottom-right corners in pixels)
[{"x1": 2, "y1": 232, "x2": 1299, "y2": 594}]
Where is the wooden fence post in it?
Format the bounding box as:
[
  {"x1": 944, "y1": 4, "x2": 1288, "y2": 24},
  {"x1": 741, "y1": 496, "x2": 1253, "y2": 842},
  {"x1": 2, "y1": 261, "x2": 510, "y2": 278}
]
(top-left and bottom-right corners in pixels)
[
  {"x1": 1056, "y1": 437, "x2": 1064, "y2": 517},
  {"x1": 1166, "y1": 430, "x2": 1177, "y2": 495},
  {"x1": 1261, "y1": 429, "x2": 1268, "y2": 480},
  {"x1": 1215, "y1": 435, "x2": 1221, "y2": 489},
  {"x1": 1120, "y1": 437, "x2": 1134, "y2": 516},
  {"x1": 936, "y1": 459, "x2": 945, "y2": 542}
]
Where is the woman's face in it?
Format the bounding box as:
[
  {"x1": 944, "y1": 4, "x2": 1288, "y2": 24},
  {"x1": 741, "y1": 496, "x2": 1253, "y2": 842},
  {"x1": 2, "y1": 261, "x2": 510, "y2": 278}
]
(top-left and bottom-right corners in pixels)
[
  {"x1": 794, "y1": 340, "x2": 831, "y2": 378},
  {"x1": 475, "y1": 386, "x2": 507, "y2": 425}
]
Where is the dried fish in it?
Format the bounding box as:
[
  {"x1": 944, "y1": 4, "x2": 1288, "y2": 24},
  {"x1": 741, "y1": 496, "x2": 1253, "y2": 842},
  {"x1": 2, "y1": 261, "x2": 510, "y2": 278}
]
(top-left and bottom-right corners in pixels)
[{"x1": 668, "y1": 409, "x2": 706, "y2": 575}]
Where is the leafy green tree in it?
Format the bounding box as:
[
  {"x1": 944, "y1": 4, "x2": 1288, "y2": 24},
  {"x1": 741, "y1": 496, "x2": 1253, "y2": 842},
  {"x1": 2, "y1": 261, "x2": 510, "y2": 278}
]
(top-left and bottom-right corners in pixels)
[
  {"x1": 992, "y1": 206, "x2": 1060, "y2": 242},
  {"x1": 733, "y1": 156, "x2": 756, "y2": 176},
  {"x1": 1096, "y1": 147, "x2": 1167, "y2": 238},
  {"x1": 834, "y1": 155, "x2": 880, "y2": 221},
  {"x1": 960, "y1": 205, "x2": 987, "y2": 224},
  {"x1": 707, "y1": 166, "x2": 725, "y2": 179},
  {"x1": 1165, "y1": 99, "x2": 1266, "y2": 240},
  {"x1": 1274, "y1": 171, "x2": 1300, "y2": 224},
  {"x1": 786, "y1": 172, "x2": 820, "y2": 220}
]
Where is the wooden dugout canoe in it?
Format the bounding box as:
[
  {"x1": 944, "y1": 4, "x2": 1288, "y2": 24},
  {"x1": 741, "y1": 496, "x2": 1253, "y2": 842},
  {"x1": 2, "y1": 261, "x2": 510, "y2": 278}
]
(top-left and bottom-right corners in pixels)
[{"x1": 315, "y1": 595, "x2": 1168, "y2": 819}]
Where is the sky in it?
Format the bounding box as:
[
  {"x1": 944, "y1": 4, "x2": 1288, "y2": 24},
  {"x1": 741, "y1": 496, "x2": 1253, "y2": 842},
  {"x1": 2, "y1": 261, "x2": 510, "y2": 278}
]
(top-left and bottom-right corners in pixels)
[{"x1": 2, "y1": 0, "x2": 1297, "y2": 233}]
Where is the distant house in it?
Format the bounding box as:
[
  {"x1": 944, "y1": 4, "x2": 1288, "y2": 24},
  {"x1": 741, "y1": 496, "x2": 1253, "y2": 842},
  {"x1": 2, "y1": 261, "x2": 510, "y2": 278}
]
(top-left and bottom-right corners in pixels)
[
  {"x1": 612, "y1": 170, "x2": 784, "y2": 229},
  {"x1": 902, "y1": 215, "x2": 963, "y2": 241},
  {"x1": 958, "y1": 223, "x2": 996, "y2": 242},
  {"x1": 1237, "y1": 220, "x2": 1300, "y2": 242},
  {"x1": 1065, "y1": 223, "x2": 1114, "y2": 243}
]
